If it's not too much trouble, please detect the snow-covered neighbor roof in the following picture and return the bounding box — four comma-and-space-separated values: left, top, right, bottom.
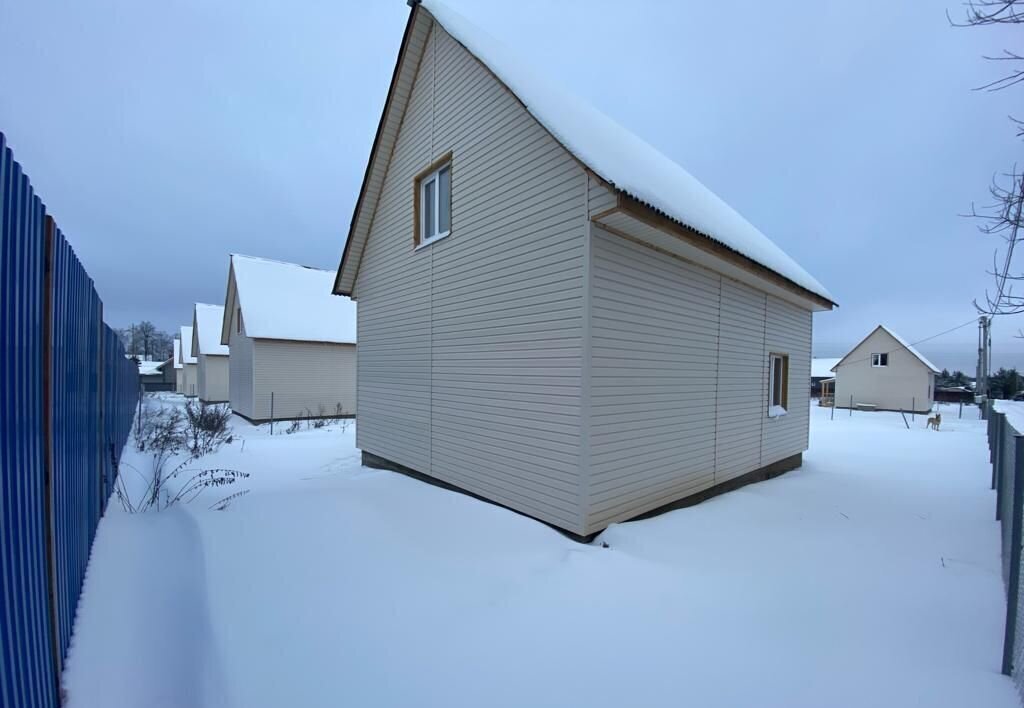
194, 303, 229, 356
882, 326, 940, 373
173, 339, 182, 369
812, 358, 841, 379
832, 325, 940, 374
419, 0, 832, 305
137, 360, 163, 376
232, 254, 356, 344
179, 326, 197, 364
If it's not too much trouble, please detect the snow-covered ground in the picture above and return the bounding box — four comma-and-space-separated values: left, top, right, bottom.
62, 398, 1018, 708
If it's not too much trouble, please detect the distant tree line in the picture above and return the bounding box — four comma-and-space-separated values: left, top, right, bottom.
989, 367, 1024, 399
936, 367, 1024, 398
117, 321, 174, 361
937, 369, 972, 387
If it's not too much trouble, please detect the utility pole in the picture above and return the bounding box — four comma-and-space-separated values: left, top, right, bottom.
978, 316, 992, 398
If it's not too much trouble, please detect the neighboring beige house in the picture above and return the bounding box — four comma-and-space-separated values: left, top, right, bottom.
173, 339, 184, 393
179, 325, 198, 397
192, 303, 230, 404
831, 325, 939, 414
221, 254, 357, 423
332, 0, 835, 538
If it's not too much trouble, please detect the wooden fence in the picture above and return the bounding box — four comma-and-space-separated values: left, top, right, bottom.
0, 131, 139, 707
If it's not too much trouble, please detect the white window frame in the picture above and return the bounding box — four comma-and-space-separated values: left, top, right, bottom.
871, 352, 888, 368
418, 162, 451, 247
768, 353, 788, 416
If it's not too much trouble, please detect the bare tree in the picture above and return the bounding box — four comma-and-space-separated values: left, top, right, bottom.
950, 1, 1024, 91
952, 1, 1024, 329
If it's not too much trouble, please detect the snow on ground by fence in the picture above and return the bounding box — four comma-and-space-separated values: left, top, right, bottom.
63, 400, 1017, 708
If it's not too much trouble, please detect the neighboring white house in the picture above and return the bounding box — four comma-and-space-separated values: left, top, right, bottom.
220, 254, 357, 423
831, 325, 939, 413
331, 0, 835, 538
173, 339, 184, 393
811, 357, 841, 397
180, 325, 198, 397
192, 303, 230, 404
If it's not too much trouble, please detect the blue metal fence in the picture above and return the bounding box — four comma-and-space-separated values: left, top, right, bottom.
0, 132, 139, 707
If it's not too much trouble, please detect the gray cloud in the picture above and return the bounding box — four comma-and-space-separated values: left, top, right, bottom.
2, 0, 1021, 373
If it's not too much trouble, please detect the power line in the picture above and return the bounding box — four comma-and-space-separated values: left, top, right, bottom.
827, 318, 979, 372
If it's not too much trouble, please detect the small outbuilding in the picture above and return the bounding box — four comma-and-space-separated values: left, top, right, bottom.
138, 357, 175, 392
192, 303, 230, 404
811, 357, 841, 398
179, 325, 198, 397
221, 254, 357, 423
832, 325, 939, 413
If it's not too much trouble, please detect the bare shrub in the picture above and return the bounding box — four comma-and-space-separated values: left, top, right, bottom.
116, 399, 247, 513
184, 401, 233, 457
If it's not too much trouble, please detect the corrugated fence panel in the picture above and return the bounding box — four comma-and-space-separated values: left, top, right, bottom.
50, 224, 105, 662
0, 133, 58, 708
0, 131, 139, 706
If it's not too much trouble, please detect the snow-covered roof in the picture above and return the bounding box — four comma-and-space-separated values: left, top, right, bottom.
812, 358, 842, 379
179, 326, 197, 364
194, 303, 229, 356
415, 0, 832, 305
881, 326, 940, 374
832, 325, 940, 374
173, 339, 182, 369
138, 360, 163, 376
232, 254, 356, 344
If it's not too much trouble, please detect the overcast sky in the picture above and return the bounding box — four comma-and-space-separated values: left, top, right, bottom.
1, 0, 1021, 372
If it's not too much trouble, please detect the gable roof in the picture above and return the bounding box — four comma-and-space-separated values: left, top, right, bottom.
193, 303, 229, 356
179, 325, 197, 364
333, 0, 833, 309
173, 339, 183, 369
832, 325, 940, 374
229, 254, 356, 345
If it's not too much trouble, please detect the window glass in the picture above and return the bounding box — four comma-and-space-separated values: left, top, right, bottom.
771, 356, 783, 406
424, 178, 436, 239
438, 166, 451, 234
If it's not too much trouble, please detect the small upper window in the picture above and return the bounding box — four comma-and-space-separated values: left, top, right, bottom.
769, 353, 789, 417
871, 353, 888, 367
417, 161, 451, 246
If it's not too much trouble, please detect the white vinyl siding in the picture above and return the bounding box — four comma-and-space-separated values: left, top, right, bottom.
584, 229, 812, 534
761, 298, 810, 463
197, 354, 229, 403
182, 363, 198, 398
250, 340, 356, 421
228, 303, 255, 419
353, 21, 586, 532
716, 280, 769, 484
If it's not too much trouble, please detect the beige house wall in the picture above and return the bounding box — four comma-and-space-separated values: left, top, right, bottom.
833, 328, 935, 413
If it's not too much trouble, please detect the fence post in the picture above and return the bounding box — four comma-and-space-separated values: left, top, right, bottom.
270, 391, 275, 435
1002, 433, 1024, 675
849, 395, 853, 417
912, 397, 915, 421
996, 414, 1003, 494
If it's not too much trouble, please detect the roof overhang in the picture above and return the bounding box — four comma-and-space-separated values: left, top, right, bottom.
593, 193, 836, 312
221, 260, 237, 346
334, 4, 431, 298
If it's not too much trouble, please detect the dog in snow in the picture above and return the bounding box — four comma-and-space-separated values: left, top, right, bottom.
926, 413, 941, 431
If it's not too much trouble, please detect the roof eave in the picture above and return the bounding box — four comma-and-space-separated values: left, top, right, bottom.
334, 3, 423, 298
615, 192, 837, 311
